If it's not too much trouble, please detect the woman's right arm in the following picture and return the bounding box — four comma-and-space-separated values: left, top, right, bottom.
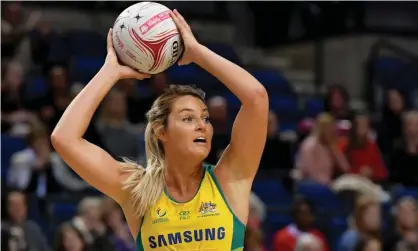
51, 29, 149, 204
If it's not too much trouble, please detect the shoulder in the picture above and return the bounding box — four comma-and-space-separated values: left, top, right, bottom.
300, 136, 317, 151
273, 227, 291, 241
339, 229, 359, 245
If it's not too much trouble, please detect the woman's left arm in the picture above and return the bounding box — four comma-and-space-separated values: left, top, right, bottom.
170, 10, 268, 180
195, 46, 268, 179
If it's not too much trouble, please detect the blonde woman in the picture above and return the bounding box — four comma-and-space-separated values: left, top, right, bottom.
51, 10, 268, 251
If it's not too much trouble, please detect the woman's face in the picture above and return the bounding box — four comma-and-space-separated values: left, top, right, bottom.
356, 116, 370, 139
387, 90, 404, 114
364, 239, 381, 251
161, 95, 213, 160
330, 89, 345, 110
362, 205, 381, 230
62, 227, 84, 251
397, 200, 417, 229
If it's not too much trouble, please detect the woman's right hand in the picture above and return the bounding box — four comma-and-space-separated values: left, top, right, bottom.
104, 28, 151, 80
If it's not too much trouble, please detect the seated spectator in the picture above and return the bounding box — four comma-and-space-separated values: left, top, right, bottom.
1, 2, 41, 60
35, 65, 72, 131
295, 113, 350, 185
1, 61, 35, 134
395, 231, 418, 251
54, 222, 89, 251
259, 111, 293, 172
127, 72, 169, 124
295, 233, 324, 251
354, 237, 381, 251
248, 192, 267, 230
101, 197, 135, 251
72, 197, 114, 251
272, 197, 329, 251
377, 89, 406, 156
384, 197, 418, 251
338, 113, 388, 182
324, 85, 353, 122
96, 88, 141, 161
1, 190, 50, 251
338, 196, 381, 251
244, 227, 265, 251
7, 123, 90, 198
389, 111, 418, 186
206, 95, 232, 164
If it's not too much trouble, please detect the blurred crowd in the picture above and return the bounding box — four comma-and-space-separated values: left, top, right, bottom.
1, 2, 418, 251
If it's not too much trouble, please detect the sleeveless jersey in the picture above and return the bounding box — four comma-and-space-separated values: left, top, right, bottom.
136, 164, 246, 251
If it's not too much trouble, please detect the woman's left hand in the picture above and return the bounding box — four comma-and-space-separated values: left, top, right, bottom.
169, 9, 202, 66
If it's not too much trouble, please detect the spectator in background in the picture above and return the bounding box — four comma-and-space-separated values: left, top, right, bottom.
117, 78, 142, 125
101, 198, 135, 251
1, 61, 35, 134
54, 222, 89, 251
132, 73, 169, 124
1, 2, 42, 60
36, 65, 71, 131
324, 85, 353, 137
324, 85, 353, 121
295, 113, 350, 186
1, 190, 51, 251
7, 123, 90, 199
389, 111, 418, 186
377, 89, 406, 155
96, 88, 141, 161
338, 113, 388, 182
338, 196, 381, 251
259, 111, 293, 173
206, 95, 231, 164
295, 233, 324, 251
244, 227, 265, 251
248, 192, 267, 231
354, 238, 381, 251
72, 197, 114, 251
273, 197, 329, 251
384, 197, 418, 251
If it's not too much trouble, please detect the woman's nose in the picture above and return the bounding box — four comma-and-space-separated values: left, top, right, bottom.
195, 118, 206, 131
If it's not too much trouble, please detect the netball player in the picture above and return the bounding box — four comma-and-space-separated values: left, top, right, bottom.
52, 10, 268, 250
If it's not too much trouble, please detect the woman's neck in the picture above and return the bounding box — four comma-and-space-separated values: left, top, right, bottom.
164, 158, 204, 196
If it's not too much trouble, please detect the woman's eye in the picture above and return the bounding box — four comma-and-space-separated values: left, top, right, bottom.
183, 116, 193, 122
204, 117, 211, 123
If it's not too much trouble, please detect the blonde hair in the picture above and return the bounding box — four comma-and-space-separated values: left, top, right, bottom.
120, 85, 205, 218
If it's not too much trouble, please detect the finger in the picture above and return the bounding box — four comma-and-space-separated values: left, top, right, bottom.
122, 67, 151, 79
169, 10, 186, 34
107, 28, 113, 52
174, 10, 191, 32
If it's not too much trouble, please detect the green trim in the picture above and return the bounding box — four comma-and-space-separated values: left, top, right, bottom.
164, 165, 206, 204
205, 164, 246, 250
135, 216, 145, 251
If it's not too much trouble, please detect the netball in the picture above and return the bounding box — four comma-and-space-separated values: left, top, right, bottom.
112, 2, 184, 74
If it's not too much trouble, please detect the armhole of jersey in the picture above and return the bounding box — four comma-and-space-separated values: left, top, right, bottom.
136, 216, 145, 251
204, 163, 246, 250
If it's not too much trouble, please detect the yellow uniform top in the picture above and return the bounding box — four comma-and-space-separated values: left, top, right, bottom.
136, 164, 246, 251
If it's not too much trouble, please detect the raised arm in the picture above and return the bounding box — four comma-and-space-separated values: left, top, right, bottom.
170, 10, 269, 180
51, 29, 149, 204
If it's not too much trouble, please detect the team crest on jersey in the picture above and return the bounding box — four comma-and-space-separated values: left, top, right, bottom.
198, 201, 219, 217
153, 207, 169, 224
156, 207, 167, 217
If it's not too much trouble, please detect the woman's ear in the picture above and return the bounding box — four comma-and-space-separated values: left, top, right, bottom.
152, 124, 167, 142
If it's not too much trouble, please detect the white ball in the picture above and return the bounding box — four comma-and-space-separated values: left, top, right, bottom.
112, 2, 184, 74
